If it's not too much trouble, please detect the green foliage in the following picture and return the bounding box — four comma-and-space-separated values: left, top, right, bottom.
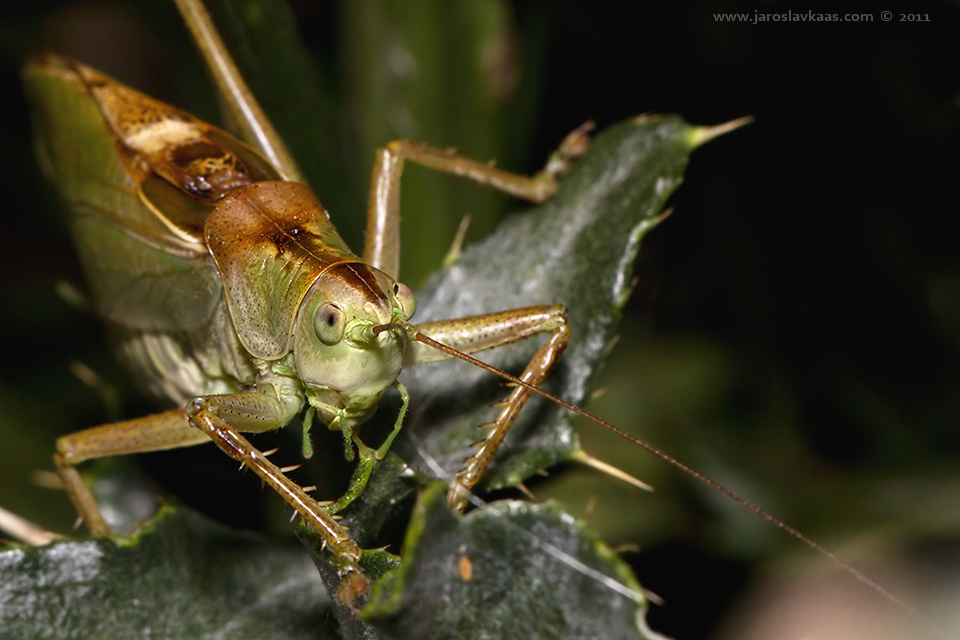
398, 115, 699, 490
362, 485, 656, 640
0, 507, 333, 640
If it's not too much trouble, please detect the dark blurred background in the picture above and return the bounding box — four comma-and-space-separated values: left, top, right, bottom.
2, 1, 960, 638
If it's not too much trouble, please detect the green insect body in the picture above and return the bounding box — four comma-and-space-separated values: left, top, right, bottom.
24, 28, 578, 605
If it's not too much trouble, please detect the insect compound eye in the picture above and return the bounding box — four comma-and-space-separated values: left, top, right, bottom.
314, 302, 345, 345
392, 282, 416, 320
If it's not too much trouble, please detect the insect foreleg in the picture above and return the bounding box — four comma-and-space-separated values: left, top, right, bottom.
321, 380, 411, 516
364, 124, 593, 279
405, 305, 569, 511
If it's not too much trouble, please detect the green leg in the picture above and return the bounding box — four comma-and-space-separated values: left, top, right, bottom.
326, 381, 410, 514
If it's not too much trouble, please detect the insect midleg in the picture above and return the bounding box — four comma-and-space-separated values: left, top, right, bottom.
364, 126, 592, 279
55, 409, 207, 534
55, 387, 368, 601
403, 305, 569, 511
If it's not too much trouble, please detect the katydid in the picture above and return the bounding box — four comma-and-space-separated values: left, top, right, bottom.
24, 48, 593, 605
24, 0, 597, 605
20, 0, 933, 628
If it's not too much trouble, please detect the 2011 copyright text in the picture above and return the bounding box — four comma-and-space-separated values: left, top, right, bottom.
712, 10, 931, 24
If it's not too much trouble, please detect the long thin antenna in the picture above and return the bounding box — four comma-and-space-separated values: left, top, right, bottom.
408, 328, 942, 635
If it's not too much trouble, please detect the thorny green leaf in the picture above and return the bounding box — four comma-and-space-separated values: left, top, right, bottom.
0, 507, 332, 640
397, 114, 701, 491
362, 484, 668, 640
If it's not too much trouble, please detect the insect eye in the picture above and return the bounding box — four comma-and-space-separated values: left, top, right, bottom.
314, 303, 345, 345
392, 282, 416, 319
